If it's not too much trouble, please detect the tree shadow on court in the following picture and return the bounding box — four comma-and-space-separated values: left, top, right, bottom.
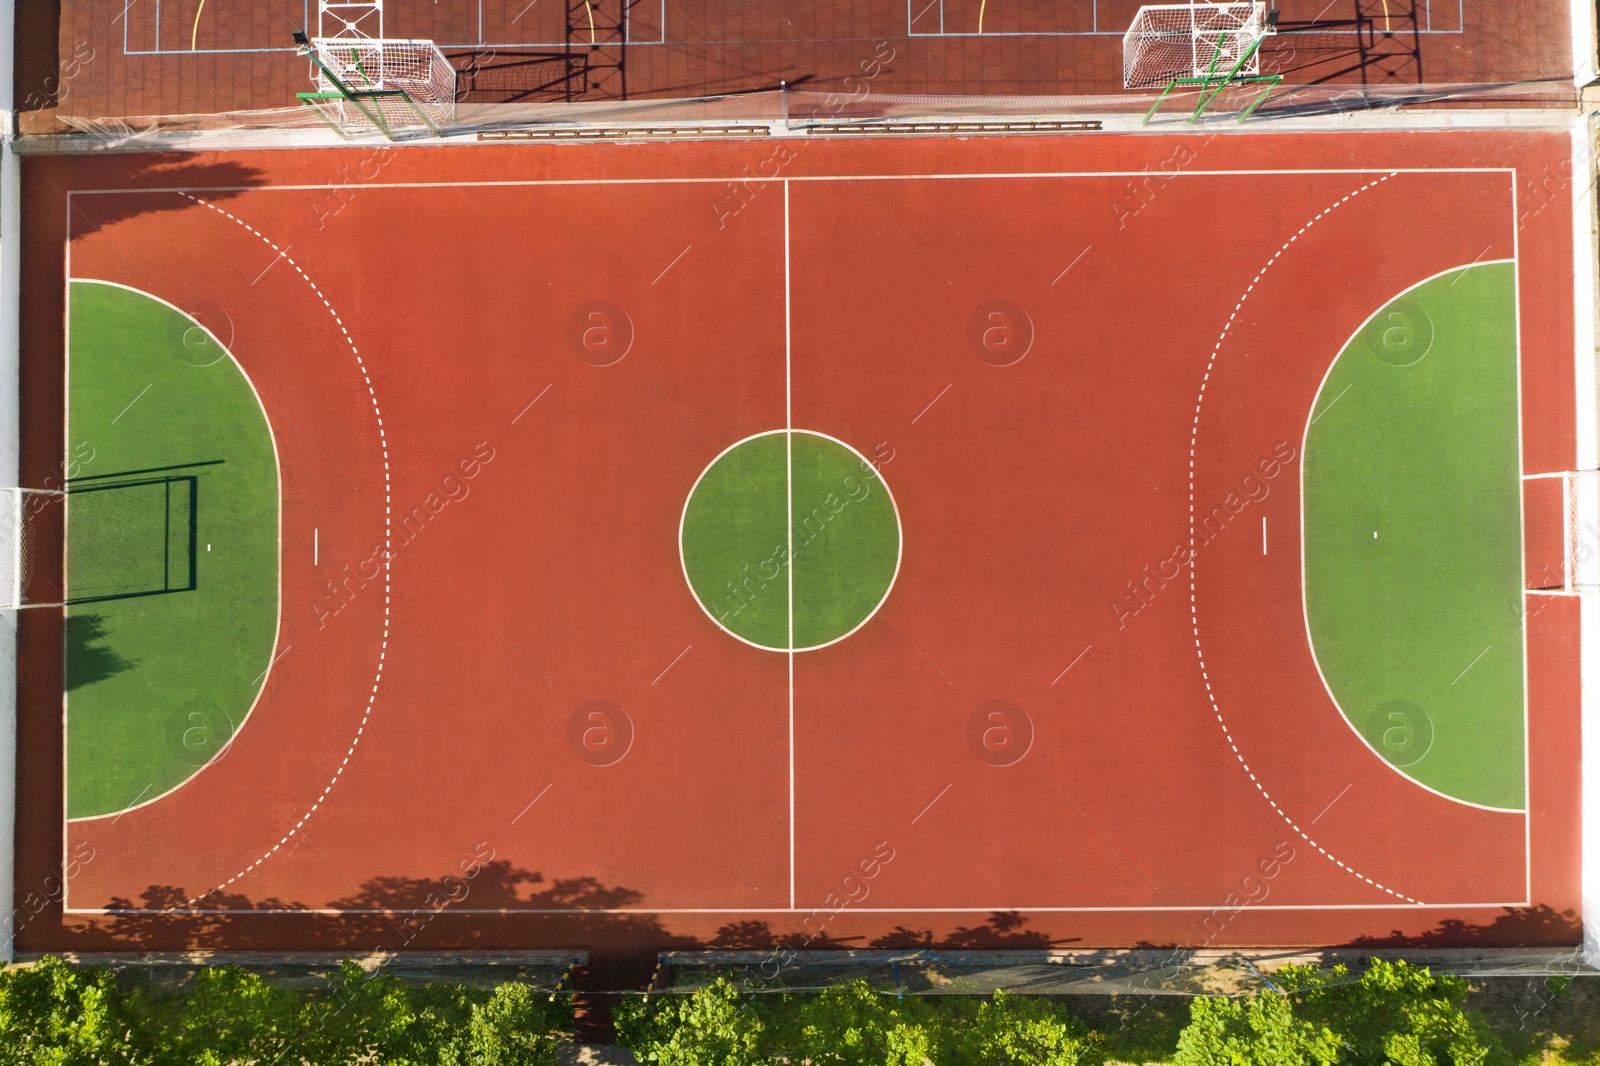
869, 911, 1066, 950
47, 859, 699, 958
1343, 904, 1584, 949
61, 158, 268, 234
63, 613, 137, 691
699, 910, 1073, 953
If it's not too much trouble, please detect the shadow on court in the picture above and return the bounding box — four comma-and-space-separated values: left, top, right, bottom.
61, 159, 268, 234
63, 613, 137, 691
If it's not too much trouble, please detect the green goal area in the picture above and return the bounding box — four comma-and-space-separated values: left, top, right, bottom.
1302, 262, 1524, 811
65, 281, 280, 820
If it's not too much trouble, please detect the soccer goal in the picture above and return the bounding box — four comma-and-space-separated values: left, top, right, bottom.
0, 479, 200, 610
0, 489, 58, 610
1566, 470, 1600, 592
1123, 2, 1281, 123
298, 35, 456, 137
294, 1, 456, 138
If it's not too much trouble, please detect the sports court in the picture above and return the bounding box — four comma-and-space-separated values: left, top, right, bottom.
10, 125, 1584, 952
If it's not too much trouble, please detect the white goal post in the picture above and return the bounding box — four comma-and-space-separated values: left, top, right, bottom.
307, 36, 456, 131
0, 488, 60, 610
1123, 2, 1272, 90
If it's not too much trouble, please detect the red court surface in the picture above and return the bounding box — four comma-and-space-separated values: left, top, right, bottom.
15, 129, 1584, 953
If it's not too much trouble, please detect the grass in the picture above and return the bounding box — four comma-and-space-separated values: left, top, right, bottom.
680, 430, 899, 651
66, 281, 279, 819
1302, 262, 1524, 810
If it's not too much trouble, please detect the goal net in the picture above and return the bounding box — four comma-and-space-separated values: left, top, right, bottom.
307, 37, 456, 132
1123, 2, 1270, 89
0, 479, 200, 610
1567, 471, 1600, 592
0, 489, 56, 610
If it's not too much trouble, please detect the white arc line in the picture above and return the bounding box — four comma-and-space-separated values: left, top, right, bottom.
1186, 173, 1424, 906
179, 194, 391, 906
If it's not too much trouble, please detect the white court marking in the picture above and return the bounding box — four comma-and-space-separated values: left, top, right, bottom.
65, 165, 1540, 914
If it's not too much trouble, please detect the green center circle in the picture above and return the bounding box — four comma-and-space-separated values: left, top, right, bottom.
680, 430, 901, 652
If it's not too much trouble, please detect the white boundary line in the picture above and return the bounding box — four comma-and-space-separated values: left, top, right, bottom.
903, 0, 1466, 36
67, 164, 1551, 917
1511, 170, 1532, 904
59, 192, 71, 924
0, 0, 18, 960
64, 901, 1533, 916
1571, 117, 1600, 967
1296, 259, 1528, 816
65, 169, 1520, 198
62, 280, 285, 829
125, 0, 667, 54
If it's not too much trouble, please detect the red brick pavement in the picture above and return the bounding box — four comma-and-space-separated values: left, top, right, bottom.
19, 1, 1582, 132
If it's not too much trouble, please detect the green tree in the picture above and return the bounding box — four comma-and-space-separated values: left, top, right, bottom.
1278, 959, 1501, 1066
779, 980, 944, 1066
438, 983, 572, 1066
0, 955, 143, 1066
952, 991, 1099, 1066
614, 978, 772, 1066
296, 960, 421, 1065
1173, 992, 1342, 1066
150, 964, 297, 1065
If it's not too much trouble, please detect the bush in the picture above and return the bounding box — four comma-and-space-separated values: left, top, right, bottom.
0, 956, 572, 1066
614, 977, 770, 1066
1277, 959, 1501, 1066
1172, 992, 1341, 1066
0, 955, 142, 1066
617, 978, 1099, 1066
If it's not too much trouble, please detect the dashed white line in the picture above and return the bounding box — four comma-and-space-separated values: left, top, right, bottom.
180, 192, 391, 906
1186, 173, 1423, 906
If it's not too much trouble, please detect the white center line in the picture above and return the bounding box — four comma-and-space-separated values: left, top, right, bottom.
1261, 516, 1267, 554
784, 180, 796, 912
